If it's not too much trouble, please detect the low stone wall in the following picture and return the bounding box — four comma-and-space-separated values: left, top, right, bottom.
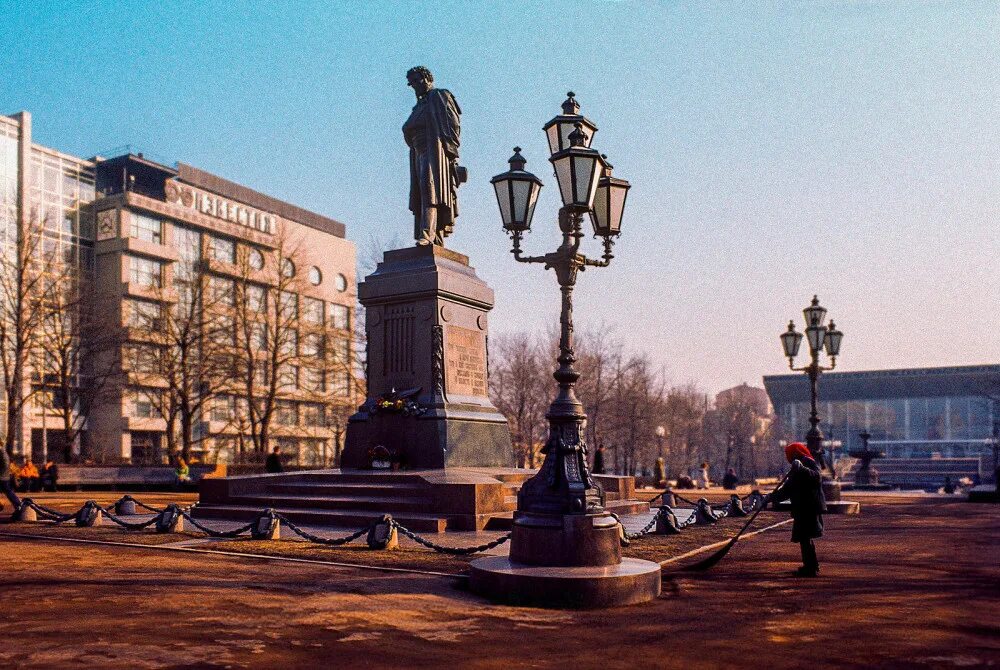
58, 465, 220, 489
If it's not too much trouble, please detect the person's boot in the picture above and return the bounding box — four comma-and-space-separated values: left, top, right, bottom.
793, 565, 818, 577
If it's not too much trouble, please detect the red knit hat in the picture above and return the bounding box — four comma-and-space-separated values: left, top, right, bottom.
784, 442, 812, 463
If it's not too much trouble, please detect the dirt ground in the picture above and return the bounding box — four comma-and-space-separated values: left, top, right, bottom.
0, 496, 997, 669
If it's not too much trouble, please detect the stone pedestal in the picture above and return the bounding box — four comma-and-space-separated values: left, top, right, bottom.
342, 245, 514, 470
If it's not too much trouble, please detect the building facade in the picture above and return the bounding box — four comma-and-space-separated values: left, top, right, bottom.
1, 111, 97, 462
763, 365, 999, 461
1, 111, 357, 467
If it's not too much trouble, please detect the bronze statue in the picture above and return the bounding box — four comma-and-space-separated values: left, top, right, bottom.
403, 66, 465, 246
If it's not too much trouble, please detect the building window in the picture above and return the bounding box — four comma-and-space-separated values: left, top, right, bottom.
302, 403, 325, 427
125, 344, 160, 373
173, 225, 200, 266
128, 391, 158, 418
330, 303, 350, 330
127, 299, 162, 329
335, 273, 348, 292
129, 255, 162, 288
130, 212, 162, 244
303, 367, 325, 392
281, 257, 296, 278
303, 297, 324, 325
253, 322, 269, 350
278, 365, 298, 389
279, 331, 298, 357
209, 236, 236, 264
302, 332, 323, 357
210, 276, 235, 307
279, 291, 298, 321
308, 266, 322, 285
212, 395, 236, 422
248, 247, 264, 271
276, 400, 297, 426
247, 284, 266, 312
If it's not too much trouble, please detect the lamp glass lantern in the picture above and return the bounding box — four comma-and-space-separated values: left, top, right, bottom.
490, 147, 543, 233
549, 124, 602, 212
805, 324, 828, 353
824, 320, 844, 357
803, 295, 828, 327
780, 320, 803, 358
542, 92, 599, 156
590, 157, 630, 237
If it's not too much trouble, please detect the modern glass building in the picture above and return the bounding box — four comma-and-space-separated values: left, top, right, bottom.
763, 365, 999, 460
1, 112, 97, 460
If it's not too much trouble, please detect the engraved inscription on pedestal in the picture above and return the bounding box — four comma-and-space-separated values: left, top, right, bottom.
384, 305, 416, 388
445, 325, 488, 397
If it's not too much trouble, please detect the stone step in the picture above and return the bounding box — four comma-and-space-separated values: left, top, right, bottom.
192, 504, 448, 532
267, 482, 430, 498
292, 472, 430, 485
231, 494, 435, 513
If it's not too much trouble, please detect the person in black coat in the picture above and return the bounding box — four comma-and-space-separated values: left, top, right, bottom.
592, 446, 606, 475
265, 446, 283, 474
767, 441, 826, 577
41, 460, 59, 492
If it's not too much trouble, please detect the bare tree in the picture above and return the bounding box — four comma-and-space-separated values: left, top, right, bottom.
36, 270, 118, 462
231, 224, 308, 458
489, 333, 548, 468
125, 253, 231, 461
0, 211, 57, 457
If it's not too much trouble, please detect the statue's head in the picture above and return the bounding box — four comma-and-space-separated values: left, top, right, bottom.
406, 66, 434, 97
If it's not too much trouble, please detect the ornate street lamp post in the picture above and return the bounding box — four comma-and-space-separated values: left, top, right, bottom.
471, 93, 659, 607
780, 295, 843, 475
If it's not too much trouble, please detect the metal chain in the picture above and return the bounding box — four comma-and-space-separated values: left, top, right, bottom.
275, 513, 374, 546
102, 510, 163, 531
391, 521, 511, 555
179, 511, 257, 538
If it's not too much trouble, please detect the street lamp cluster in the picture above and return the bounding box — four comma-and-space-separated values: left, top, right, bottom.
779, 295, 844, 475
489, 93, 630, 522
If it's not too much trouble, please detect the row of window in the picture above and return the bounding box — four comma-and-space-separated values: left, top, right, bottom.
128, 391, 338, 428
125, 285, 350, 331
129, 213, 350, 292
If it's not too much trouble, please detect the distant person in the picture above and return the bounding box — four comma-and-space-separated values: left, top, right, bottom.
175, 457, 191, 487
265, 447, 283, 474
942, 476, 956, 494
19, 460, 40, 492
766, 442, 826, 577
41, 459, 59, 492
675, 473, 695, 489
698, 462, 711, 489
722, 468, 739, 490
592, 446, 605, 475
654, 457, 666, 488
0, 448, 21, 510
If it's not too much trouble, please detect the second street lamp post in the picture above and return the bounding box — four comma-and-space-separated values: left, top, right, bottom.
780, 295, 843, 474
471, 93, 660, 607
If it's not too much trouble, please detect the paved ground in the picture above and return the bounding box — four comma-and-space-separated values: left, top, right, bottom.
1, 494, 997, 669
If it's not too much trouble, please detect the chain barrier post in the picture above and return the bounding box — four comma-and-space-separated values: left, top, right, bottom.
694, 499, 718, 525
367, 514, 398, 550
15, 500, 37, 522
654, 507, 682, 535
76, 501, 103, 527
115, 497, 137, 516
662, 491, 676, 507
726, 494, 749, 518
155, 504, 184, 533
250, 509, 280, 540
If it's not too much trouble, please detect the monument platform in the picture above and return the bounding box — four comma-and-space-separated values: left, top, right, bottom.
194, 468, 648, 532
342, 244, 514, 470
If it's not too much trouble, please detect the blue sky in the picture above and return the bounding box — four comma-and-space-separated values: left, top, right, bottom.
3, 1, 998, 393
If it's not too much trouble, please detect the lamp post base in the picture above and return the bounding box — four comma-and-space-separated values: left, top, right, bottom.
469, 556, 661, 608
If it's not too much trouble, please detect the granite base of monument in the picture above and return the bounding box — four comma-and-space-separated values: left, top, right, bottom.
341, 244, 514, 470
